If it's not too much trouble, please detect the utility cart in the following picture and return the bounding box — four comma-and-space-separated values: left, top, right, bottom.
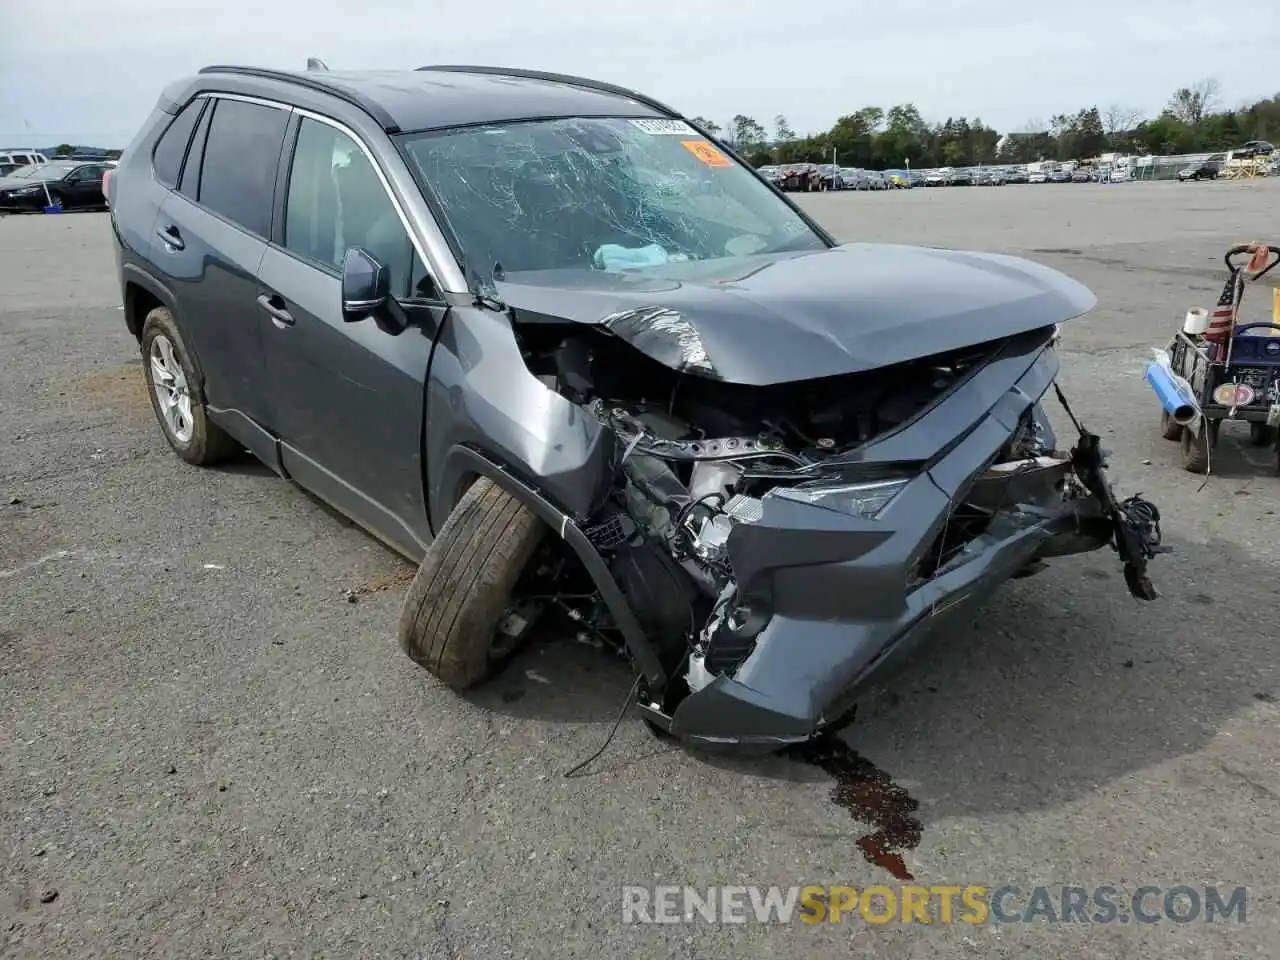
1146, 242, 1280, 473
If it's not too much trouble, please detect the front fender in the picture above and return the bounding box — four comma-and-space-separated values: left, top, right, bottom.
424, 305, 612, 532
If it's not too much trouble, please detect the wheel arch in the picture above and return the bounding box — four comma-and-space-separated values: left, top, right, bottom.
121, 264, 176, 340
123, 266, 211, 402
435, 443, 667, 688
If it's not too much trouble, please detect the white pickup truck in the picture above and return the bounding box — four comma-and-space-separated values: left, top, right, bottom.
0, 150, 50, 177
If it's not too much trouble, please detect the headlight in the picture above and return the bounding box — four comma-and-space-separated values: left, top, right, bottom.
13, 186, 41, 196
769, 478, 909, 519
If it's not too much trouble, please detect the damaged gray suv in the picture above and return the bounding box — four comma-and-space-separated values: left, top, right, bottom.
109, 64, 1166, 751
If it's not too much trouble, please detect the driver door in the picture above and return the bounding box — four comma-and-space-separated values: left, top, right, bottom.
257, 114, 443, 559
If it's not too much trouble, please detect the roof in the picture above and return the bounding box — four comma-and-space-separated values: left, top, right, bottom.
196, 65, 672, 134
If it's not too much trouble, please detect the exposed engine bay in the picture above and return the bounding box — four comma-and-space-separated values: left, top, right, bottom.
513, 320, 1167, 730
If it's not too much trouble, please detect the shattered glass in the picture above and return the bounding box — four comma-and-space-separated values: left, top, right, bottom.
397, 117, 824, 279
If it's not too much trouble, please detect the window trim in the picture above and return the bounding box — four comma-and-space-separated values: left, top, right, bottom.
178, 96, 215, 199
287, 106, 449, 303
183, 93, 292, 241
149, 96, 209, 191
275, 111, 444, 304
162, 91, 456, 301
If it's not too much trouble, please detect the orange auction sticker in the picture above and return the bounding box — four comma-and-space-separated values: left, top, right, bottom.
681, 140, 732, 168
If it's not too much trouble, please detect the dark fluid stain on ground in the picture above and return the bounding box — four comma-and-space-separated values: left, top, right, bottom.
1031, 247, 1083, 255
793, 737, 922, 881
501, 687, 526, 703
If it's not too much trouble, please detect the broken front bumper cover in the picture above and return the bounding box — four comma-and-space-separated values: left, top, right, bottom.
638, 371, 1166, 752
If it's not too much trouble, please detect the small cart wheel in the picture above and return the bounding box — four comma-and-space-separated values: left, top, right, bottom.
1248, 422, 1276, 447
1180, 419, 1218, 473
1160, 410, 1184, 441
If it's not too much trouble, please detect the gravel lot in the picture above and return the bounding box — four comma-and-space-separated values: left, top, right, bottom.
3, 179, 1279, 959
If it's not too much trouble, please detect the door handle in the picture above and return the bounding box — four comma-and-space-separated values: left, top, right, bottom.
155, 224, 184, 251
257, 293, 295, 328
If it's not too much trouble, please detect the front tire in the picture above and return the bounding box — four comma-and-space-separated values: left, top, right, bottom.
140, 307, 241, 465
398, 477, 547, 690
1160, 410, 1184, 441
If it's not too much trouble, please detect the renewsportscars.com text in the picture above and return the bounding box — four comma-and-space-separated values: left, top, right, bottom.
622, 884, 1248, 925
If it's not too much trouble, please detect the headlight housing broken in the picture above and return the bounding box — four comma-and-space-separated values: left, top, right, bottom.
769, 477, 909, 519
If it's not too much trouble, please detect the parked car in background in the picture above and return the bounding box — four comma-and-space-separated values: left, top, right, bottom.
1005, 166, 1028, 184
756, 165, 782, 187
777, 163, 820, 191
1028, 169, 1049, 184
1233, 140, 1274, 158
0, 160, 109, 212
973, 168, 1004, 186
1048, 169, 1072, 183
838, 167, 866, 189
883, 170, 912, 188
864, 170, 887, 190
1070, 168, 1092, 183
1177, 156, 1223, 181
813, 164, 843, 190
923, 168, 950, 186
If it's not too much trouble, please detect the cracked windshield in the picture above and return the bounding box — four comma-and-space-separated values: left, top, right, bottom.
398, 116, 825, 276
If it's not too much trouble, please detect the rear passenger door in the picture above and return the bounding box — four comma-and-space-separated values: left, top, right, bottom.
256, 114, 441, 558
150, 95, 290, 463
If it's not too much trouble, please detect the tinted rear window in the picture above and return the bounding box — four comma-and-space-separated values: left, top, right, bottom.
196, 98, 289, 238
152, 99, 205, 189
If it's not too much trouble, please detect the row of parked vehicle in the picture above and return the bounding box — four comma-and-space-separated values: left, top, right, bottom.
758, 140, 1277, 192
758, 160, 1141, 191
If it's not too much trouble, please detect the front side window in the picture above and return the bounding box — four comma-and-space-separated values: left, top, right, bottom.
397, 116, 826, 278
284, 117, 430, 299
196, 98, 289, 238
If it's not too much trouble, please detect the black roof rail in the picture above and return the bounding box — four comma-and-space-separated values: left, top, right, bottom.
196, 64, 401, 133
414, 65, 684, 121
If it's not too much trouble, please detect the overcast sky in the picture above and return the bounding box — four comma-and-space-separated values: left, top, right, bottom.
2, 0, 1276, 147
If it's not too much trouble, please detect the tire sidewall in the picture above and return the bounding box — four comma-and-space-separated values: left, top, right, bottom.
140, 307, 213, 463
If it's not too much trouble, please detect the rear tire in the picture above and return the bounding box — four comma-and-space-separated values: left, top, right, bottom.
1160, 410, 1184, 441
398, 477, 547, 690
140, 307, 242, 466
1180, 419, 1217, 473
1249, 422, 1276, 446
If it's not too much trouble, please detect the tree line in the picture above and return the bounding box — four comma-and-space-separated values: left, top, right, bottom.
687, 79, 1279, 169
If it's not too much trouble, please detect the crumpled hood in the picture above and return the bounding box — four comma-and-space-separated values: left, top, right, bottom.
495, 241, 1094, 386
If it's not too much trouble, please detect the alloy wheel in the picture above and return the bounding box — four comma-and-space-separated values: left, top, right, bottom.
149, 334, 194, 444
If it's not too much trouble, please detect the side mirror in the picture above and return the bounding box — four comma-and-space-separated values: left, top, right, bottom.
341, 247, 390, 318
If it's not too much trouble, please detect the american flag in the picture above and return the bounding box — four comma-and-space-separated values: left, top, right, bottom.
1204, 271, 1239, 344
